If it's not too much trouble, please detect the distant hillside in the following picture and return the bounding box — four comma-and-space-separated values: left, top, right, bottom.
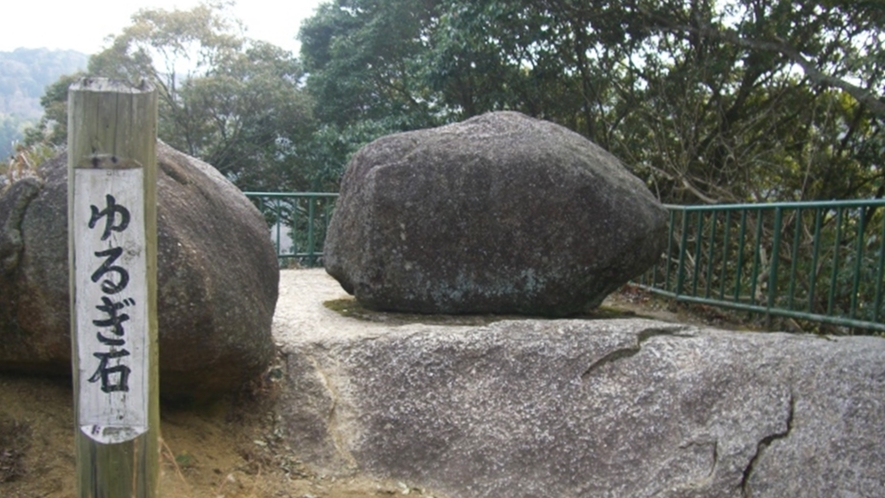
0, 48, 89, 119
0, 48, 88, 158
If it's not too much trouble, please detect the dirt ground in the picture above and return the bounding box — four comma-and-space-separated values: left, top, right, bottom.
0, 367, 443, 498
0, 283, 760, 498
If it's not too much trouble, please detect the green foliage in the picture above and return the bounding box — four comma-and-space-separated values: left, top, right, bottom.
21, 73, 85, 148
171, 41, 315, 191
301, 119, 404, 191
21, 0, 883, 202
27, 2, 319, 193
299, 0, 443, 130
299, 0, 884, 203
622, 0, 884, 203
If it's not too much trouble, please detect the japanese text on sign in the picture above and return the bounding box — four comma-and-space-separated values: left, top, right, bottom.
74, 169, 148, 444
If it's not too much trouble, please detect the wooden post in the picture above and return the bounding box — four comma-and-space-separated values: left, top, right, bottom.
67, 78, 159, 497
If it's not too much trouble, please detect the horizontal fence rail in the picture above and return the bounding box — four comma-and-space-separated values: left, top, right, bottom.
244, 192, 338, 268
636, 199, 885, 333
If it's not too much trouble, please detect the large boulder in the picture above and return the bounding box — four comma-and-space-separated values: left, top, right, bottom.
0, 142, 278, 399
325, 111, 667, 316
276, 270, 885, 498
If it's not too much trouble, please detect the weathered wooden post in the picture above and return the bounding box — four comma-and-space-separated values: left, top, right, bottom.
68, 78, 159, 497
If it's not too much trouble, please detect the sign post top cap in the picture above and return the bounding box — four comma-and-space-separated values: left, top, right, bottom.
70, 77, 155, 94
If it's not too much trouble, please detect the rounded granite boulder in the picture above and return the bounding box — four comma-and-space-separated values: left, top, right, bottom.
0, 142, 278, 399
324, 111, 667, 316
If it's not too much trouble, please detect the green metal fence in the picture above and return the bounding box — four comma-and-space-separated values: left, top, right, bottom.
636, 199, 885, 333
246, 192, 885, 332
245, 192, 338, 267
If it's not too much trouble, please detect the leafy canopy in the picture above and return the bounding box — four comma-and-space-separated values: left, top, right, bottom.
299, 0, 885, 202
28, 2, 319, 192
24, 0, 885, 201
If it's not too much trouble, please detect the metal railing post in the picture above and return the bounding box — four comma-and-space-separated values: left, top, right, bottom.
244, 192, 338, 267
633, 199, 885, 333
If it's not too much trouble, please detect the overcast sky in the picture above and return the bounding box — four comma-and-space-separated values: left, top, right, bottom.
1, 0, 325, 55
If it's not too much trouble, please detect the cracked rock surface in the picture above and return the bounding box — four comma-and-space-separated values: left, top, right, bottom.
276, 270, 885, 498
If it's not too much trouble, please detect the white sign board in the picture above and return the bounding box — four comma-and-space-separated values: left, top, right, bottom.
73, 168, 148, 444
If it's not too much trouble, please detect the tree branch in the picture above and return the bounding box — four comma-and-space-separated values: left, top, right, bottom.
651, 21, 885, 119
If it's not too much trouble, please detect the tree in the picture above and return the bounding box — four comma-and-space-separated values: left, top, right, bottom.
299, 0, 884, 202
166, 41, 315, 191
22, 73, 84, 147
89, 2, 319, 191
297, 0, 455, 187
300, 0, 441, 130
634, 0, 885, 120
627, 0, 884, 202
31, 2, 317, 192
